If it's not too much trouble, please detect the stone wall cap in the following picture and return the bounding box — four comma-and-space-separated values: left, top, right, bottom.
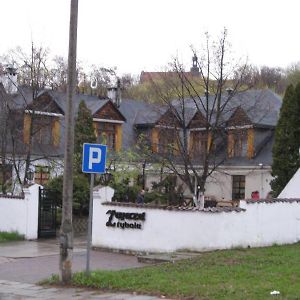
245, 198, 300, 204
102, 202, 245, 213
0, 194, 24, 199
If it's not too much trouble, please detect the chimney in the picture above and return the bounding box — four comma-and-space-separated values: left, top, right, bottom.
226, 87, 234, 95
0, 65, 18, 94
107, 78, 122, 108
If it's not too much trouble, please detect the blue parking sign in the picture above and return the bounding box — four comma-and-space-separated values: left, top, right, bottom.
82, 143, 107, 174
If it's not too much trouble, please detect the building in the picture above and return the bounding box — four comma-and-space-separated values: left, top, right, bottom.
140, 54, 200, 84
0, 75, 282, 201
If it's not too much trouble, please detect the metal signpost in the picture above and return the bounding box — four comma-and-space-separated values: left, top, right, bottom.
82, 143, 107, 275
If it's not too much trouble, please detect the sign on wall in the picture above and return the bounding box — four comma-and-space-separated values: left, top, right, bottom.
106, 210, 146, 230
82, 143, 107, 174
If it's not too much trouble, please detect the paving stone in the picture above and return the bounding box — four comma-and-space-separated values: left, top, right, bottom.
0, 293, 31, 299
23, 285, 46, 291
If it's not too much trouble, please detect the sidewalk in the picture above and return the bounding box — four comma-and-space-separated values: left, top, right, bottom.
0, 280, 168, 299
0, 238, 175, 299
0, 238, 146, 284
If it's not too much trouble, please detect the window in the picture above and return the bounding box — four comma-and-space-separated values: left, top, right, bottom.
158, 128, 176, 155
96, 123, 116, 150
233, 129, 247, 157
232, 175, 245, 200
34, 166, 50, 185
190, 131, 208, 157
32, 116, 53, 145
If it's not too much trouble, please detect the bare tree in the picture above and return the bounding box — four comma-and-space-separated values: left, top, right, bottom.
147, 29, 251, 207
50, 56, 68, 91
0, 44, 62, 191
77, 65, 116, 97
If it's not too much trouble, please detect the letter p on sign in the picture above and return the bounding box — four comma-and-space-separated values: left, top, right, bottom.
82, 143, 107, 174
88, 147, 101, 169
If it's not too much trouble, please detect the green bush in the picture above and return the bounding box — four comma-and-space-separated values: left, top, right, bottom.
144, 191, 168, 205
111, 181, 140, 202
46, 174, 90, 216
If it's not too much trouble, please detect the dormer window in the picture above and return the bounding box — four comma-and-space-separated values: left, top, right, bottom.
157, 127, 176, 155
23, 112, 61, 147
189, 131, 208, 157
232, 129, 247, 157
32, 116, 53, 145
227, 127, 254, 159
96, 123, 116, 150
92, 100, 126, 152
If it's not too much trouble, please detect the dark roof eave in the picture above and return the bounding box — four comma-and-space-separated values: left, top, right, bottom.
253, 123, 275, 129
135, 123, 156, 128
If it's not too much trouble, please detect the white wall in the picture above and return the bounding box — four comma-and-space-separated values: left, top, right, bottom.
205, 168, 273, 200
144, 167, 273, 200
92, 189, 300, 253
0, 184, 40, 239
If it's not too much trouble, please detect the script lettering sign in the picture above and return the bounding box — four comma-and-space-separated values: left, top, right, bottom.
106, 210, 146, 230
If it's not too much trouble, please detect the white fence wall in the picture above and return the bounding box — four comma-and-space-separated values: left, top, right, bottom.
0, 184, 40, 240
92, 187, 300, 253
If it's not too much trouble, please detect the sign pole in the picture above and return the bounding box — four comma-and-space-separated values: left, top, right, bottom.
82, 143, 107, 275
86, 173, 94, 275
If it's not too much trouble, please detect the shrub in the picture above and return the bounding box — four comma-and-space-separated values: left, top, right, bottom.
46, 174, 90, 216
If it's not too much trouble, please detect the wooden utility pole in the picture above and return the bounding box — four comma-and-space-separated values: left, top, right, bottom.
60, 0, 78, 283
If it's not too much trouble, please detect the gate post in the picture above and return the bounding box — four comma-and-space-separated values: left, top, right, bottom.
24, 184, 40, 240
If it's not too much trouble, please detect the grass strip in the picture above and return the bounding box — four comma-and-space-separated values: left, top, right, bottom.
0, 231, 24, 243
46, 243, 300, 299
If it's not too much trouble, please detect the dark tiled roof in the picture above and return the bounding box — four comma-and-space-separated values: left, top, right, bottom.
11, 86, 34, 110
5, 87, 281, 165
11, 87, 111, 116
229, 89, 281, 127
172, 89, 282, 128
102, 201, 245, 213
171, 105, 197, 127
40, 90, 111, 116
118, 98, 164, 149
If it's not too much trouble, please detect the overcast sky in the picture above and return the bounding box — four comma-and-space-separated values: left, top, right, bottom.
1, 0, 299, 76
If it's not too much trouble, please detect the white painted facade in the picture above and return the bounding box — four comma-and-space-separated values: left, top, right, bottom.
7, 157, 63, 195
0, 184, 40, 239
92, 187, 300, 253
145, 166, 273, 200
205, 167, 273, 200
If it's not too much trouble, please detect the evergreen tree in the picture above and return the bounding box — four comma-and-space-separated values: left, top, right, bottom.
271, 84, 300, 196
74, 100, 96, 173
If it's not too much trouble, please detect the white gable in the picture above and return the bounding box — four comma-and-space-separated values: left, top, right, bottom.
278, 168, 300, 198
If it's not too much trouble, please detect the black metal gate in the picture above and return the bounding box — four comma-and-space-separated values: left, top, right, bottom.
38, 187, 57, 238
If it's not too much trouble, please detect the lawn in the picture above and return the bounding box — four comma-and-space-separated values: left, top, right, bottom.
0, 231, 24, 243
52, 243, 300, 299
